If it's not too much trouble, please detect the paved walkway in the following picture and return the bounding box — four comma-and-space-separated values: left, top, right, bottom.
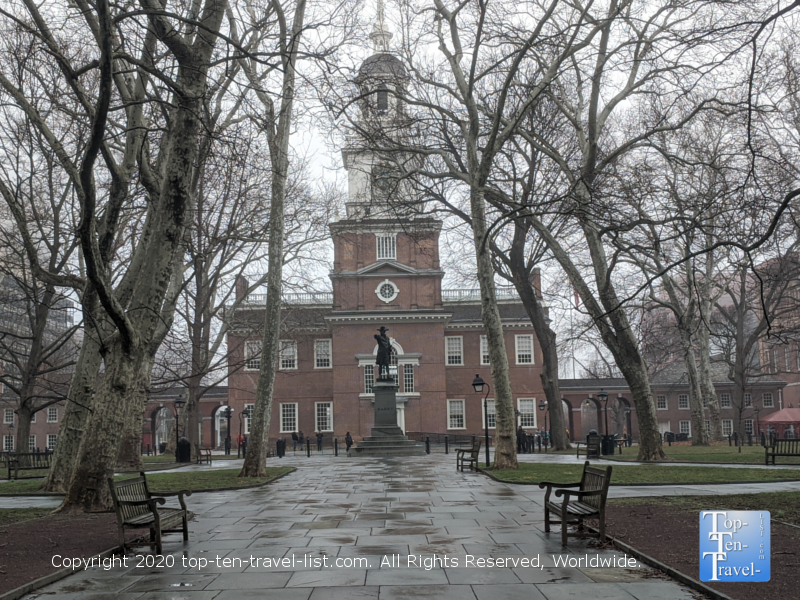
16, 453, 765, 600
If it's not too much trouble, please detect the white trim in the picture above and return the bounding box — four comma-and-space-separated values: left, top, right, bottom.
656, 395, 668, 410
376, 233, 397, 260
326, 312, 452, 324
315, 401, 333, 432
679, 420, 691, 436
279, 402, 298, 433
515, 334, 534, 365
244, 340, 262, 371
481, 398, 496, 429
314, 339, 332, 369
279, 340, 298, 370
47, 407, 58, 423
375, 279, 399, 303
677, 394, 689, 410
480, 335, 490, 365
445, 336, 464, 366
244, 403, 254, 435
517, 398, 537, 428
447, 399, 466, 430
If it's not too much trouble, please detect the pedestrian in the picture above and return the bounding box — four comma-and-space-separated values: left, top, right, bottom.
345, 431, 353, 451
516, 426, 525, 453
298, 431, 305, 447
291, 431, 299, 452
242, 436, 248, 458
316, 431, 323, 452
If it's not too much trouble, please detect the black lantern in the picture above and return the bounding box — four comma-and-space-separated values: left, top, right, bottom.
472, 374, 491, 467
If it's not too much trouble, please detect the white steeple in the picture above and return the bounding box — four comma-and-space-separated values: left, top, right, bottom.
369, 0, 392, 52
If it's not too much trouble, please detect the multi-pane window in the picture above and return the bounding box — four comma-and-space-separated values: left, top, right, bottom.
763, 393, 774, 408
279, 340, 297, 370
679, 420, 691, 435
773, 348, 779, 372
447, 400, 465, 429
744, 393, 752, 408
515, 335, 533, 364
480, 335, 490, 365
722, 420, 733, 437
484, 399, 496, 429
656, 395, 668, 410
785, 347, 790, 372
280, 403, 298, 433
244, 340, 261, 371
364, 365, 375, 394
315, 339, 332, 369
376, 87, 389, 113
445, 337, 463, 365
745, 419, 754, 434
376, 234, 396, 260
244, 403, 254, 435
720, 394, 732, 409
30, 411, 35, 423
403, 364, 414, 393
3, 435, 13, 452
47, 407, 58, 423
29, 435, 36, 451
316, 402, 333, 432
47, 434, 57, 450
3, 408, 13, 424
518, 398, 536, 428
678, 395, 689, 410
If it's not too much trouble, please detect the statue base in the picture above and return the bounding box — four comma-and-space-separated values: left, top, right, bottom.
349, 379, 425, 457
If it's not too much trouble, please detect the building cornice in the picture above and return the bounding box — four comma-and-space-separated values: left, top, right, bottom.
329, 219, 442, 234
325, 311, 452, 325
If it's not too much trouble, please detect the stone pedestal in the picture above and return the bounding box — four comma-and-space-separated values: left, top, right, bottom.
350, 379, 425, 456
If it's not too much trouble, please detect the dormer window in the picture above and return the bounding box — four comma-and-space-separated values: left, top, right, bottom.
376, 86, 388, 113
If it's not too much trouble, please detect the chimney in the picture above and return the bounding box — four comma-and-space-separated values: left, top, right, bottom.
235, 275, 249, 300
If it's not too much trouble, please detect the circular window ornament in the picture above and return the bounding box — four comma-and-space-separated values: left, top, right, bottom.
375, 279, 399, 304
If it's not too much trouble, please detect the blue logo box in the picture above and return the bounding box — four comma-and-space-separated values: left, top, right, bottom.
699, 511, 769, 582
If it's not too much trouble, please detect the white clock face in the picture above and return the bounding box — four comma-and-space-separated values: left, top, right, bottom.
375, 279, 399, 303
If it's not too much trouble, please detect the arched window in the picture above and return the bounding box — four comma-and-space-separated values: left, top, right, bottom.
376, 86, 388, 113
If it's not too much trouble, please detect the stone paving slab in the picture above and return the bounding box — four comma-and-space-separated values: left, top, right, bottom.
20, 453, 754, 600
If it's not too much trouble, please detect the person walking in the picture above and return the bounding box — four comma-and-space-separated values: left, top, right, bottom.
291, 431, 299, 452
298, 431, 305, 449
345, 432, 353, 452
316, 431, 323, 452
516, 426, 525, 453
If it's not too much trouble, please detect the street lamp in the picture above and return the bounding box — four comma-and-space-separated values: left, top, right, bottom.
173, 394, 186, 460
472, 374, 491, 467
538, 400, 548, 451
598, 389, 609, 435
222, 407, 235, 455
238, 406, 251, 458
754, 406, 761, 444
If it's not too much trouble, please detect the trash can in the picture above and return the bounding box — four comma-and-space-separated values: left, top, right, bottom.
601, 434, 616, 456
176, 437, 191, 463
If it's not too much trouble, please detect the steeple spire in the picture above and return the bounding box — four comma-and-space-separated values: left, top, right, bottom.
370, 0, 392, 52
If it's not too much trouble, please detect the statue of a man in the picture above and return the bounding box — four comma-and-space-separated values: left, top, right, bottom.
374, 326, 394, 380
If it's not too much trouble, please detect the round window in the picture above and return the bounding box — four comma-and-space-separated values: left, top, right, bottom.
379, 283, 395, 299
375, 279, 399, 303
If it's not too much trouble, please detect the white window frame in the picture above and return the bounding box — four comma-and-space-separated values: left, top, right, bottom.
314, 339, 332, 369
744, 393, 752, 408
244, 403, 254, 435
375, 279, 400, 304
47, 434, 57, 450
518, 398, 537, 428
656, 395, 668, 410
403, 364, 414, 393
376, 234, 397, 260
47, 407, 58, 423
364, 364, 374, 394
679, 420, 691, 436
3, 408, 13, 424
447, 399, 466, 430
480, 335, 490, 365
279, 340, 298, 370
720, 393, 732, 409
722, 419, 733, 437
244, 340, 262, 371
280, 402, 298, 433
745, 419, 754, 434
481, 399, 496, 429
315, 401, 333, 432
763, 393, 774, 408
3, 435, 13, 452
445, 336, 463, 366
515, 334, 534, 365
678, 394, 689, 410
29, 435, 36, 451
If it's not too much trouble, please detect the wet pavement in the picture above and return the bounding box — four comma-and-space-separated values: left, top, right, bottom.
13, 453, 747, 600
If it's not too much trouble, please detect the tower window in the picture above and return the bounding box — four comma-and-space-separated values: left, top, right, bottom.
376, 234, 396, 260
376, 87, 388, 113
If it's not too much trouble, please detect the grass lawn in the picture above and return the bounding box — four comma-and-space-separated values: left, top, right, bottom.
487, 462, 800, 485
0, 507, 51, 526
142, 454, 242, 463
0, 467, 294, 495
608, 491, 800, 526
553, 442, 800, 464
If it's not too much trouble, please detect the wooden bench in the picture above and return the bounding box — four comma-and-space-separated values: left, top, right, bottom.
539, 460, 612, 546
765, 439, 800, 465
6, 451, 53, 480
194, 443, 212, 465
456, 440, 482, 471
108, 471, 191, 554
575, 433, 601, 459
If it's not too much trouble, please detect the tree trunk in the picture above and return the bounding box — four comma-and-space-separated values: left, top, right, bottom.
506, 222, 569, 450
115, 354, 153, 471
186, 376, 203, 461
678, 328, 708, 445
697, 325, 722, 441
15, 403, 33, 462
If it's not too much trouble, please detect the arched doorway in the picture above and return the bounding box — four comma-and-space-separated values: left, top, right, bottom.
212, 406, 232, 450
560, 398, 575, 440
151, 406, 174, 453
581, 398, 601, 437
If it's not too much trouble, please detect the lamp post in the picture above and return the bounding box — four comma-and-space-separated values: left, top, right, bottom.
238, 407, 251, 458
598, 389, 609, 435
222, 407, 234, 455
538, 400, 548, 450
173, 394, 186, 460
624, 406, 632, 446
472, 374, 491, 467
754, 407, 761, 445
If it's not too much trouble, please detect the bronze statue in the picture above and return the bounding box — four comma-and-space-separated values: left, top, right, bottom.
374, 326, 395, 380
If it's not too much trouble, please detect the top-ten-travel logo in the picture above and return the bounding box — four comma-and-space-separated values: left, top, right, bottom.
699, 510, 770, 582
